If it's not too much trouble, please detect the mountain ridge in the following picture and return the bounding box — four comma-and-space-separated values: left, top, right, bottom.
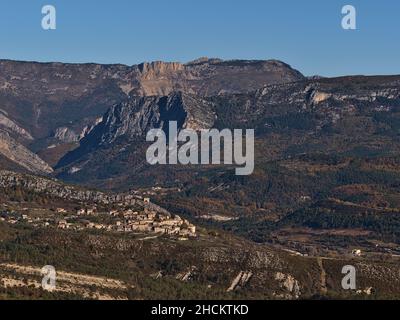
0, 57, 304, 172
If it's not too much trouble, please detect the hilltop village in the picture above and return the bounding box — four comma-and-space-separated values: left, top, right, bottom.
0, 171, 197, 240
0, 197, 197, 240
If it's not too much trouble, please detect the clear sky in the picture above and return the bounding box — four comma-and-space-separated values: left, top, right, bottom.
0, 0, 399, 77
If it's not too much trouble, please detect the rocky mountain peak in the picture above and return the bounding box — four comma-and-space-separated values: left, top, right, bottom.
92, 91, 215, 144
56, 91, 215, 168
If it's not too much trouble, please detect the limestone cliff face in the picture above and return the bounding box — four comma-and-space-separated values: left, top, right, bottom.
0, 130, 53, 175
56, 91, 215, 168
138, 61, 185, 79
133, 58, 305, 96
84, 91, 215, 145
135, 61, 187, 96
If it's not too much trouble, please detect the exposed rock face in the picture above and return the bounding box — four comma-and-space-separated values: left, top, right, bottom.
310, 91, 332, 104
79, 116, 103, 140
138, 61, 185, 79
227, 271, 253, 292
0, 112, 33, 140
176, 266, 198, 282
0, 131, 53, 174
54, 127, 79, 143
95, 91, 215, 144
57, 91, 215, 167
275, 272, 301, 298
134, 59, 305, 96
213, 76, 400, 133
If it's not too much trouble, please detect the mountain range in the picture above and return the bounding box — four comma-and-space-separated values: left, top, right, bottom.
0, 58, 303, 172
1, 57, 400, 299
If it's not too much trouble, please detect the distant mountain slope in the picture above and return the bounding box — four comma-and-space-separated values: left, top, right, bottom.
1, 169, 400, 300
0, 58, 304, 173
0, 110, 33, 141
0, 58, 303, 141
57, 92, 215, 167
55, 75, 400, 190
0, 130, 53, 175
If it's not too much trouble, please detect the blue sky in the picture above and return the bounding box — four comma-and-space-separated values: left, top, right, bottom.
0, 0, 399, 76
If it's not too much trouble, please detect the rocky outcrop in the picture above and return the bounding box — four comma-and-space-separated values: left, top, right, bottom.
227, 271, 253, 292
176, 266, 197, 282
0, 112, 33, 140
54, 127, 79, 143
274, 272, 301, 298
79, 117, 103, 140
138, 61, 185, 78
133, 59, 304, 96
95, 91, 215, 144
57, 91, 215, 167
0, 131, 53, 174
